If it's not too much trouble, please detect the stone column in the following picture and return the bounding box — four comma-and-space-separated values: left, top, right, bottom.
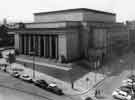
43, 36, 46, 57
28, 35, 31, 55
21, 35, 24, 54
14, 33, 20, 49
55, 35, 58, 59
47, 36, 49, 58
33, 34, 36, 52
49, 35, 52, 58
19, 34, 22, 53
24, 35, 26, 55
26, 35, 28, 55
38, 35, 41, 56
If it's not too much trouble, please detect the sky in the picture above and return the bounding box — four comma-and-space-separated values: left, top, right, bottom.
0, 0, 135, 23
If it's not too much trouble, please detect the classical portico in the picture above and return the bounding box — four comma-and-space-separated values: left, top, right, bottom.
20, 34, 58, 59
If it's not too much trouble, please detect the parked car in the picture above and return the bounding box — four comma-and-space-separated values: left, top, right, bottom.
11, 71, 21, 78
47, 83, 64, 95
119, 86, 132, 94
123, 79, 133, 83
112, 89, 131, 100
33, 79, 49, 89
85, 97, 93, 100
121, 84, 135, 91
128, 75, 135, 81
122, 85, 135, 93
20, 74, 33, 83
0, 52, 3, 58
122, 79, 135, 86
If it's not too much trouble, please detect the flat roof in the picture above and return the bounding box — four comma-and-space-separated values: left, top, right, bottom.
34, 8, 116, 16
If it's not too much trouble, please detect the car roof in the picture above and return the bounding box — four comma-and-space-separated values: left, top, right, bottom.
22, 74, 29, 77
116, 89, 127, 95
49, 83, 57, 87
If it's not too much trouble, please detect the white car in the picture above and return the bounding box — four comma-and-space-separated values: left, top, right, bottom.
122, 79, 135, 86
19, 74, 33, 82
48, 83, 57, 87
123, 79, 133, 83
112, 89, 131, 100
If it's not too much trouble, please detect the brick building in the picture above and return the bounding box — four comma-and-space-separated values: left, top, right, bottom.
8, 8, 129, 62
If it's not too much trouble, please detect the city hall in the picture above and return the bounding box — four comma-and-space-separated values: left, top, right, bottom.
9, 8, 129, 62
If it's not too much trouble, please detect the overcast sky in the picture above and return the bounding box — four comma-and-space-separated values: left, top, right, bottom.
0, 0, 135, 23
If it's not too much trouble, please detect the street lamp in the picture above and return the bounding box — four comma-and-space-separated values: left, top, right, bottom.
94, 61, 97, 83
29, 51, 35, 79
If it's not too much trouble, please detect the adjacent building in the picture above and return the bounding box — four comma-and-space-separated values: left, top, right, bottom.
8, 8, 129, 63
126, 21, 135, 49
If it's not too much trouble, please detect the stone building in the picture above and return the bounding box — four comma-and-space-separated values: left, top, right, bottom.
8, 8, 129, 62
126, 21, 135, 49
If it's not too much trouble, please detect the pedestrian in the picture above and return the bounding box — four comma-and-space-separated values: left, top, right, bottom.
95, 89, 98, 97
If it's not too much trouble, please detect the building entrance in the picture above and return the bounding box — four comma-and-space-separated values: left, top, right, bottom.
21, 34, 58, 59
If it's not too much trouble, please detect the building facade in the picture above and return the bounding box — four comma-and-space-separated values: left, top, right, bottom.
9, 8, 129, 62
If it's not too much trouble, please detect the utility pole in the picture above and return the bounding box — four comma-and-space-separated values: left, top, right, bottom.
94, 61, 97, 83
33, 52, 35, 79
30, 51, 35, 79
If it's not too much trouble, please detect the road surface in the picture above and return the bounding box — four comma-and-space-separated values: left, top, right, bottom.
0, 70, 75, 100
0, 85, 51, 100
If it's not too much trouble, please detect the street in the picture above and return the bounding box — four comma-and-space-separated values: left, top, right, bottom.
0, 86, 49, 100
1, 50, 135, 100
0, 70, 74, 100
93, 52, 135, 100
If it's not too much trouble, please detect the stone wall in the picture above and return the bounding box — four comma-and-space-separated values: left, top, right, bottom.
34, 12, 83, 22
107, 27, 129, 55
66, 30, 80, 61
93, 28, 107, 48
83, 11, 115, 22
34, 10, 115, 23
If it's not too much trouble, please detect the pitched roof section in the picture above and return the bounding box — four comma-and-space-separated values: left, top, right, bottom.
34, 8, 116, 16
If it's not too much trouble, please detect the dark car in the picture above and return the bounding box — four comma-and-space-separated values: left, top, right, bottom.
85, 97, 93, 100
47, 83, 64, 95
119, 86, 132, 94
33, 79, 49, 89
120, 86, 135, 93
128, 75, 135, 81
11, 71, 21, 78
0, 52, 3, 58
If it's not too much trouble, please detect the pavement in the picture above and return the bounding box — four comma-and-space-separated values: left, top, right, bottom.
7, 61, 104, 99
2, 49, 135, 100
91, 51, 135, 100
1, 49, 105, 100
1, 48, 135, 100
16, 57, 72, 71
0, 69, 73, 100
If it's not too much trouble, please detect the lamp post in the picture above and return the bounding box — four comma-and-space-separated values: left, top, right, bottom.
94, 61, 97, 83
29, 51, 35, 79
